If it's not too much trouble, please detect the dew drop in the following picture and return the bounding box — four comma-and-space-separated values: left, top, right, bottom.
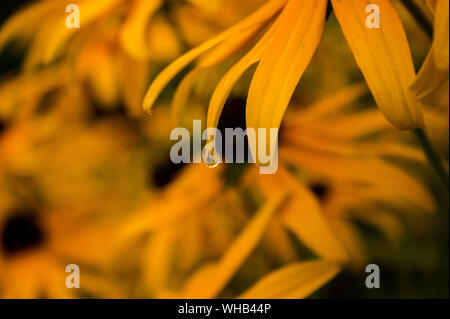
202, 145, 221, 168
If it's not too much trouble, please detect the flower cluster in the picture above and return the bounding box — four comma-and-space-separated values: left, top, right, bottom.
0, 0, 448, 298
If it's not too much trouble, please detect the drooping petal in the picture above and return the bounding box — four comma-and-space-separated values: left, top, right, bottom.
286, 83, 369, 126
276, 168, 348, 262
239, 260, 340, 299
299, 111, 391, 140
410, 48, 447, 100
331, 0, 424, 129
179, 191, 288, 298
172, 25, 264, 126
142, 0, 288, 113
206, 21, 279, 130
246, 0, 328, 162
280, 147, 436, 213
411, 0, 449, 100
252, 168, 348, 262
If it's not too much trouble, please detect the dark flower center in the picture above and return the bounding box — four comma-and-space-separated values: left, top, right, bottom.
310, 183, 331, 203
150, 157, 186, 188
0, 118, 7, 137
1, 212, 45, 256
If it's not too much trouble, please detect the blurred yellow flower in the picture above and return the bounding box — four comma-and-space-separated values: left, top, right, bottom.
0, 0, 447, 301
253, 84, 435, 264
0, 203, 121, 298
0, 0, 264, 115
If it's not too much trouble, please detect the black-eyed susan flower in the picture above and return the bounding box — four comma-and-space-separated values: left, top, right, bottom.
0, 201, 122, 298
0, 0, 446, 301
117, 163, 232, 297
146, 190, 344, 299
0, 94, 155, 298
200, 85, 435, 298
174, 84, 435, 298
249, 84, 435, 262
143, 0, 432, 163
117, 100, 350, 298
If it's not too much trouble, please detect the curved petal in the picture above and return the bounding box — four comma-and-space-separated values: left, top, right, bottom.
239, 260, 340, 299
331, 0, 424, 129
410, 46, 448, 100
119, 0, 163, 60
411, 0, 449, 99
206, 21, 279, 130
171, 25, 263, 126
142, 0, 288, 113
246, 0, 328, 163
179, 191, 289, 298
276, 168, 349, 262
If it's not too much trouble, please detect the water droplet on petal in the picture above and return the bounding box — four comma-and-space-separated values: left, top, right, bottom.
202, 146, 221, 168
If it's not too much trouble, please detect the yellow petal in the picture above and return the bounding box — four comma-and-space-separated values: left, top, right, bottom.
172, 25, 263, 126
408, 0, 449, 103
286, 83, 369, 126
246, 0, 328, 162
424, 0, 438, 14
186, 0, 222, 12
26, 0, 123, 68
143, 0, 287, 113
180, 191, 289, 298
142, 229, 177, 294
327, 218, 367, 266
117, 51, 149, 116
239, 260, 341, 299
434, 0, 449, 70
147, 18, 182, 62
119, 0, 163, 60
300, 111, 391, 140
410, 44, 448, 100
331, 0, 424, 129
0, 0, 58, 50
276, 168, 348, 262
281, 147, 436, 213
206, 21, 279, 130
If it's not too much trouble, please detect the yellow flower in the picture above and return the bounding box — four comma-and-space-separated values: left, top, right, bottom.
119, 164, 347, 298
0, 203, 121, 298
118, 163, 232, 297
0, 0, 172, 115
0, 0, 265, 115
0, 96, 153, 298
0, 0, 178, 65
249, 84, 435, 263
172, 84, 435, 299
150, 190, 342, 299
144, 0, 428, 163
